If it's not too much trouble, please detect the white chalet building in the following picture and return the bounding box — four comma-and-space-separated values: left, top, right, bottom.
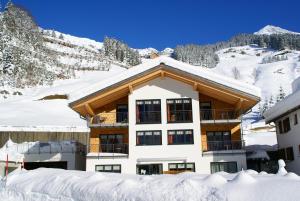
69, 56, 261, 175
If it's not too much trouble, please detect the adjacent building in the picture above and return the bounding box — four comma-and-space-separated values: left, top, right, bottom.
264, 77, 300, 174
69, 56, 260, 174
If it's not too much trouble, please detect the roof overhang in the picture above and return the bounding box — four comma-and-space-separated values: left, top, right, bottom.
69, 63, 260, 117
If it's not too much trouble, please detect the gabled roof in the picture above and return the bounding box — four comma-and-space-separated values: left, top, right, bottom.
69, 56, 261, 115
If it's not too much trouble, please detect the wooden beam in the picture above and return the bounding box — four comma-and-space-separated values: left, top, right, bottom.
160, 71, 165, 79
84, 104, 95, 116
235, 99, 244, 115
129, 85, 133, 94
193, 82, 198, 91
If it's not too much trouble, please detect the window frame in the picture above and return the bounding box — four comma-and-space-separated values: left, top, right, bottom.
286, 147, 294, 161
210, 162, 238, 174
136, 130, 162, 146
136, 99, 162, 124
167, 98, 193, 123
278, 120, 283, 134
168, 162, 195, 172
283, 117, 291, 133
294, 113, 298, 125
167, 129, 194, 145
95, 164, 121, 173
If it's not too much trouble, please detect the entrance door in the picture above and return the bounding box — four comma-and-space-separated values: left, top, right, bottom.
136, 164, 163, 175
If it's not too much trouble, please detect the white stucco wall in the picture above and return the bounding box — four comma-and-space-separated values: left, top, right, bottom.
86, 77, 247, 174
276, 109, 300, 174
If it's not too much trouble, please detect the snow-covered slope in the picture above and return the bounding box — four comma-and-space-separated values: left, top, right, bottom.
254, 25, 300, 35
0, 64, 126, 132
212, 45, 300, 106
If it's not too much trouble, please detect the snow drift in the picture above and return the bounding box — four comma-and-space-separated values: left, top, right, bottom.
1, 167, 300, 201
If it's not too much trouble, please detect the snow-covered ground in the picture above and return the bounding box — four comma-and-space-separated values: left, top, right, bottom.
0, 162, 299, 201
0, 64, 126, 132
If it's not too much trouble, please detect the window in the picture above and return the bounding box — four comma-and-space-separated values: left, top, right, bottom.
200, 102, 212, 120
168, 163, 195, 172
136, 130, 162, 145
278, 148, 286, 160
294, 114, 298, 125
167, 98, 192, 123
116, 104, 128, 123
210, 162, 237, 173
137, 164, 163, 175
168, 130, 194, 145
136, 100, 161, 124
278, 147, 294, 161
283, 118, 290, 133
286, 147, 294, 161
278, 120, 283, 134
95, 164, 121, 173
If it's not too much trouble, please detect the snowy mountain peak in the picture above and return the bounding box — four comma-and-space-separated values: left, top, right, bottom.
254, 25, 300, 35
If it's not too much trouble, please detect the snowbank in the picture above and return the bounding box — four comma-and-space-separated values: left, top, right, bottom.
1, 166, 300, 201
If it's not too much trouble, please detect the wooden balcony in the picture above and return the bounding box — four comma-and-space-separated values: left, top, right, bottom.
202, 140, 245, 152
87, 112, 128, 128
89, 143, 128, 155
200, 109, 241, 124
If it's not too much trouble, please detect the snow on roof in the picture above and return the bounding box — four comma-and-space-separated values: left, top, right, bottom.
264, 89, 300, 123
244, 131, 277, 151
70, 56, 261, 104
0, 99, 89, 132
247, 150, 270, 160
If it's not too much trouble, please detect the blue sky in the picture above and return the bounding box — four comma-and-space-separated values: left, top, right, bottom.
2, 0, 300, 50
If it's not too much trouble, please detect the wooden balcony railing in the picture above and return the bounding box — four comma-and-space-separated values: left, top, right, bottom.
202, 140, 244, 152
200, 109, 240, 121
89, 143, 128, 154
87, 112, 128, 127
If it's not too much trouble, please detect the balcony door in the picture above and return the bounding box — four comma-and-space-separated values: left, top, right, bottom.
116, 104, 128, 123
206, 131, 231, 151
200, 102, 212, 120
100, 134, 125, 153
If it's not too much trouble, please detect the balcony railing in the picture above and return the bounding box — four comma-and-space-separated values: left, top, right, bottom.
88, 112, 128, 127
200, 109, 240, 121
203, 140, 244, 152
89, 143, 128, 154
167, 110, 193, 123
136, 111, 161, 124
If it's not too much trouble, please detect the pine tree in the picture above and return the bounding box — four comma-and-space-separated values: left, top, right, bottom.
51, 30, 56, 38
59, 33, 64, 40
276, 86, 286, 102
269, 95, 274, 107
